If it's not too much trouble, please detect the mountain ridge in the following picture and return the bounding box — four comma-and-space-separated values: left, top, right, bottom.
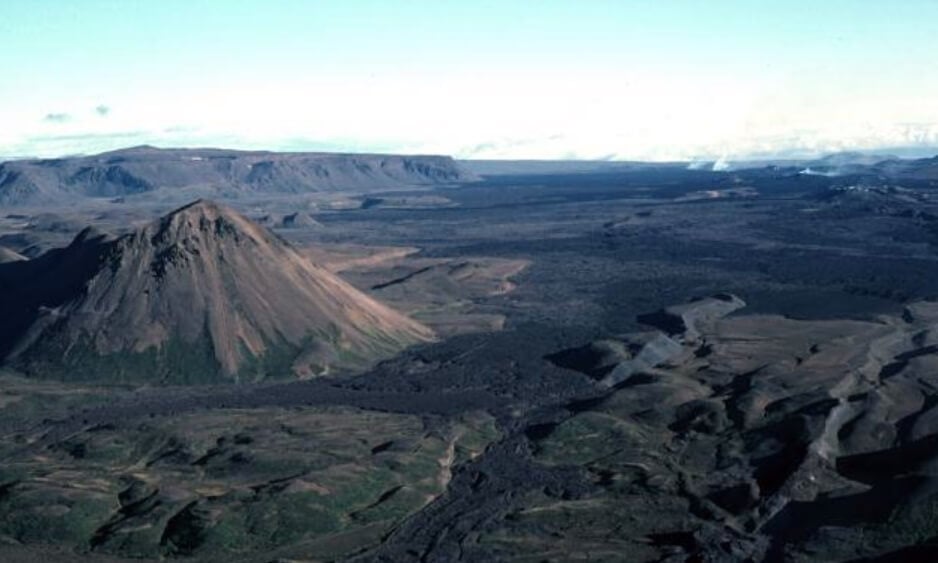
0, 146, 479, 205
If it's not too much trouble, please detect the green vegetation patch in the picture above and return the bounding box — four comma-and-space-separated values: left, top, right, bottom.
0, 405, 501, 560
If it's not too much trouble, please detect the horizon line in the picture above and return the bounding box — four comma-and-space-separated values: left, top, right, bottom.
3, 143, 937, 165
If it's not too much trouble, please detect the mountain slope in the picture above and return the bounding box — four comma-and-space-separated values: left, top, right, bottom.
0, 146, 479, 205
0, 200, 434, 382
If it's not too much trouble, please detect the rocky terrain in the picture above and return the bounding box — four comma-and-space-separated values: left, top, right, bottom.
0, 146, 478, 205
478, 295, 938, 561
3, 155, 938, 561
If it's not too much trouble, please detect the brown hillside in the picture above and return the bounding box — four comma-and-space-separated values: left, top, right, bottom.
0, 200, 434, 382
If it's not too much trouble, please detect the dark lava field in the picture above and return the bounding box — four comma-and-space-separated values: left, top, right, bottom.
4, 160, 938, 561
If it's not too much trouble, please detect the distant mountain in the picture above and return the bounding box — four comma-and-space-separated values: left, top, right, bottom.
461, 151, 938, 177
0, 146, 479, 205
700, 151, 904, 174
799, 153, 938, 181
875, 155, 938, 180
814, 151, 900, 167
789, 151, 901, 177
0, 200, 434, 382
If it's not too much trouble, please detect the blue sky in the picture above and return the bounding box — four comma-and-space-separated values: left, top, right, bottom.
2, 0, 938, 159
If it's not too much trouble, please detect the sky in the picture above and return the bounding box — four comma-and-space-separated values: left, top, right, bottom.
2, 0, 938, 161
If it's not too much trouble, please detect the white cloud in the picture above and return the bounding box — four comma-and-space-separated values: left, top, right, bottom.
2, 69, 938, 160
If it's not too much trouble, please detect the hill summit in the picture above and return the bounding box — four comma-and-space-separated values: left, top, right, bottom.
0, 199, 434, 382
